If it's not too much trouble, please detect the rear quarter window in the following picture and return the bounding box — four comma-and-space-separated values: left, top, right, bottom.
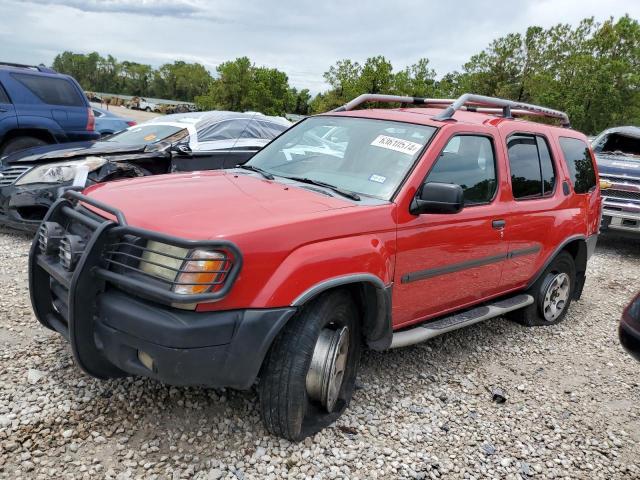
11, 73, 85, 107
558, 137, 597, 194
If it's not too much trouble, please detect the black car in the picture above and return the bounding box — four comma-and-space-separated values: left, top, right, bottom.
0, 111, 290, 232
620, 293, 640, 361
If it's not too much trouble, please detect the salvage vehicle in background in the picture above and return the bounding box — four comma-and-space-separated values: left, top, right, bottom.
620, 292, 640, 362
0, 62, 99, 157
29, 93, 600, 440
92, 106, 136, 136
592, 126, 640, 236
0, 111, 290, 231
126, 96, 159, 112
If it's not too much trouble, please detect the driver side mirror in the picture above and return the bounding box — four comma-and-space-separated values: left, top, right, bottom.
410, 182, 464, 215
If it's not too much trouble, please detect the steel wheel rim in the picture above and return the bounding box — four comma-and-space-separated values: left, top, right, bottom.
542, 272, 570, 321
306, 326, 350, 412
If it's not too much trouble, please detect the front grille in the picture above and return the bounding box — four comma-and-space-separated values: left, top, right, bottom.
0, 165, 31, 186
602, 189, 640, 202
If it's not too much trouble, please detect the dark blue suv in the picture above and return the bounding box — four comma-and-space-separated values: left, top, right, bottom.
0, 62, 99, 157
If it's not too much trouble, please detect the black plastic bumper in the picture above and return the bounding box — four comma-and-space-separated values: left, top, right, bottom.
94, 290, 295, 388
0, 182, 61, 232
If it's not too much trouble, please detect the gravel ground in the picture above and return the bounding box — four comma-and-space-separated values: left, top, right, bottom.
0, 230, 639, 479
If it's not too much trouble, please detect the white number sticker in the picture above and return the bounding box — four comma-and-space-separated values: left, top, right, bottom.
370, 135, 423, 155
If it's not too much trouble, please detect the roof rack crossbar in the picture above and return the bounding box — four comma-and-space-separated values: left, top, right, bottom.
333, 93, 571, 128
0, 61, 56, 73
433, 93, 570, 128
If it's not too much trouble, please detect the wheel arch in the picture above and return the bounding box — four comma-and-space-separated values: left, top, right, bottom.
1, 128, 57, 146
291, 274, 393, 351
527, 235, 590, 300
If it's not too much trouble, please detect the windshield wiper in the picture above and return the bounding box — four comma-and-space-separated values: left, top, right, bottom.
279, 176, 361, 201
236, 164, 274, 180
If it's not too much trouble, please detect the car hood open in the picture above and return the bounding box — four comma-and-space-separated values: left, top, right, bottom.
1, 141, 149, 165
82, 170, 356, 239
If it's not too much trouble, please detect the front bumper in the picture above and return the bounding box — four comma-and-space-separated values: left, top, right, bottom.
94, 290, 295, 388
29, 191, 289, 389
0, 182, 62, 232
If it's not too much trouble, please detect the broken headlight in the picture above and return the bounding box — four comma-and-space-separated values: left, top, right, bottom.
15, 157, 107, 185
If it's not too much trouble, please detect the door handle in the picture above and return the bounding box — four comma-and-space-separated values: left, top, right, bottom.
492, 219, 506, 229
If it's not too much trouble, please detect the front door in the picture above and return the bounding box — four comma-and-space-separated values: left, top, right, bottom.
393, 133, 508, 328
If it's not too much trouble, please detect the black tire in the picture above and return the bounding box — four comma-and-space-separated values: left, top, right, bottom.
509, 251, 576, 327
145, 107, 151, 112
1, 136, 48, 156
258, 290, 361, 441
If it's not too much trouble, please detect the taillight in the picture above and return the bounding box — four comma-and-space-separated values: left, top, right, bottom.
86, 107, 95, 131
126, 121, 137, 127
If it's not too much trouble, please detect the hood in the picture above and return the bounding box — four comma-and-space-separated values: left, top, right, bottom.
596, 153, 640, 177
1, 141, 149, 165
82, 171, 356, 239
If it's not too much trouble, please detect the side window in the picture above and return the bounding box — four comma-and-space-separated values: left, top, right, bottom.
537, 137, 556, 196
507, 134, 556, 199
0, 83, 10, 104
426, 135, 497, 205
558, 137, 597, 194
10, 73, 85, 107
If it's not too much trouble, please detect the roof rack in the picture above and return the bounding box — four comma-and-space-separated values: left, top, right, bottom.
0, 62, 57, 74
333, 93, 571, 128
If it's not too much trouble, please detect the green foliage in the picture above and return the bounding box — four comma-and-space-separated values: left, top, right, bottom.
195, 57, 308, 116
52, 51, 213, 101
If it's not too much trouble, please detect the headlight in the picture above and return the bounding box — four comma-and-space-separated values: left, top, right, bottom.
15, 157, 107, 185
173, 250, 226, 295
139, 241, 227, 295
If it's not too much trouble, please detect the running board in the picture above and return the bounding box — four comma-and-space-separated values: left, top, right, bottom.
390, 294, 534, 349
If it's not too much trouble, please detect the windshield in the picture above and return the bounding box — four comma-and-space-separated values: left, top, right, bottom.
247, 116, 436, 200
105, 124, 188, 145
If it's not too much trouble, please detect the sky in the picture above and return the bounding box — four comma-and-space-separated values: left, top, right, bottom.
1, 0, 639, 93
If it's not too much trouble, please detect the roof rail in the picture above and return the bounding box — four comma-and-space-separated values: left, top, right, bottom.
0, 62, 57, 74
433, 93, 570, 128
333, 93, 571, 128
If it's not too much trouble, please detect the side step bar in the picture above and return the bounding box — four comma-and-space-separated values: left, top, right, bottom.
390, 294, 534, 349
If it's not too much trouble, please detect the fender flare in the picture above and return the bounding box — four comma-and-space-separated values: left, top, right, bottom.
291, 273, 393, 351
526, 234, 594, 299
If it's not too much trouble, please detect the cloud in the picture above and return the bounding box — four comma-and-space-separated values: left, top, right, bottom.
3, 0, 640, 93
23, 0, 204, 18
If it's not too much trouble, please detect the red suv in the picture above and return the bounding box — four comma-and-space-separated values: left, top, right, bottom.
29, 93, 601, 440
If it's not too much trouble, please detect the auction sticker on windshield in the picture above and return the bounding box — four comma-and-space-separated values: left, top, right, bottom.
371, 135, 423, 155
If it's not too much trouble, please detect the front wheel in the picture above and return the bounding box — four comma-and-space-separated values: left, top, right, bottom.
258, 290, 361, 441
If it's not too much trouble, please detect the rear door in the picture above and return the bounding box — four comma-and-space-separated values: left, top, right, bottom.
0, 81, 17, 142
393, 130, 510, 327
498, 129, 571, 289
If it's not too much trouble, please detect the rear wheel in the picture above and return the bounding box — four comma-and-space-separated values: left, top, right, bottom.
509, 251, 576, 326
258, 290, 361, 441
0, 136, 48, 156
